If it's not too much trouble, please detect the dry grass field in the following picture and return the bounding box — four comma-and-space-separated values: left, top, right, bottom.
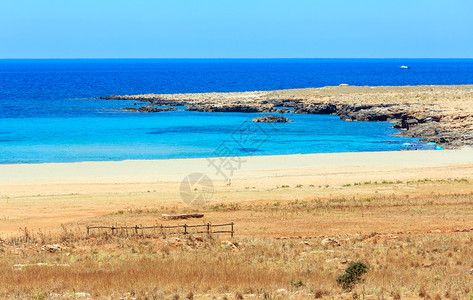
1, 177, 473, 299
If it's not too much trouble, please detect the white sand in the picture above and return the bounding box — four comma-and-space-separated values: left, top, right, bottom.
1, 148, 472, 186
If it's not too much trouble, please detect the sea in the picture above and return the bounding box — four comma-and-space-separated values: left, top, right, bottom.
0, 59, 472, 164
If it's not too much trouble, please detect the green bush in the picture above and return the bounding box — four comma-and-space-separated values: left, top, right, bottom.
336, 261, 369, 290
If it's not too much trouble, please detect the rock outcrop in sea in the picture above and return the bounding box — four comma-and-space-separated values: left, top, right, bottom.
252, 115, 293, 123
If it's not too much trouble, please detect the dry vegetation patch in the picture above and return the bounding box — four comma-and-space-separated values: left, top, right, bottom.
1, 180, 473, 298
1, 228, 473, 299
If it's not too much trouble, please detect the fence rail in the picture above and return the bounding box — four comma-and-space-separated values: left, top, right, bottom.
87, 222, 234, 237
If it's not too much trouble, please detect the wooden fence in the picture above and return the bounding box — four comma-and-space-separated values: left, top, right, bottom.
87, 222, 234, 237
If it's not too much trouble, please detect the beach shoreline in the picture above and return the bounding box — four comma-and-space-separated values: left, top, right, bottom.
1, 147, 472, 188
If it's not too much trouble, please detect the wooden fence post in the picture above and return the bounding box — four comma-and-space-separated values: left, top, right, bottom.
231, 222, 234, 238
87, 226, 89, 235
207, 223, 210, 235
135, 225, 138, 235
111, 226, 115, 235
184, 224, 187, 235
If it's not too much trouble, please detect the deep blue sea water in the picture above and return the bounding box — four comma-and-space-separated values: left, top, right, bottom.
0, 59, 472, 164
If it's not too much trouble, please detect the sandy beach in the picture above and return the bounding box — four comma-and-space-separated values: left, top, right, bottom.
1, 148, 473, 235
2, 148, 473, 189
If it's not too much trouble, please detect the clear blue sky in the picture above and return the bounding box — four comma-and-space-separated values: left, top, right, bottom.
1, 0, 472, 58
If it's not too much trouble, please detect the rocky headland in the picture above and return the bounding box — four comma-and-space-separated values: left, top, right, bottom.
100, 85, 473, 148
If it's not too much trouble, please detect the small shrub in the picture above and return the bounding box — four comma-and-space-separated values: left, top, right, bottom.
336, 261, 369, 290
291, 280, 304, 289
313, 289, 329, 298
263, 292, 273, 300
391, 290, 401, 300
418, 286, 427, 298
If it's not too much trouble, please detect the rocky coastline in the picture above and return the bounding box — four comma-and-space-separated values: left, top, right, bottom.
119, 106, 177, 113
100, 85, 473, 148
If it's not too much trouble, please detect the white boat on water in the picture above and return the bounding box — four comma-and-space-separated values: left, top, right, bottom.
400, 65, 410, 69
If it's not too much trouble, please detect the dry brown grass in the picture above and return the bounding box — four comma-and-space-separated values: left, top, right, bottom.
1, 193, 473, 298
1, 179, 473, 298
69, 185, 473, 238
1, 227, 473, 299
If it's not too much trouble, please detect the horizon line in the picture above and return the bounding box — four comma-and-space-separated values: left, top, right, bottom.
1, 57, 473, 60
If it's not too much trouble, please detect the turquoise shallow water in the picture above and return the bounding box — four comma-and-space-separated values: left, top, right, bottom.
0, 111, 420, 164
1, 58, 470, 164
